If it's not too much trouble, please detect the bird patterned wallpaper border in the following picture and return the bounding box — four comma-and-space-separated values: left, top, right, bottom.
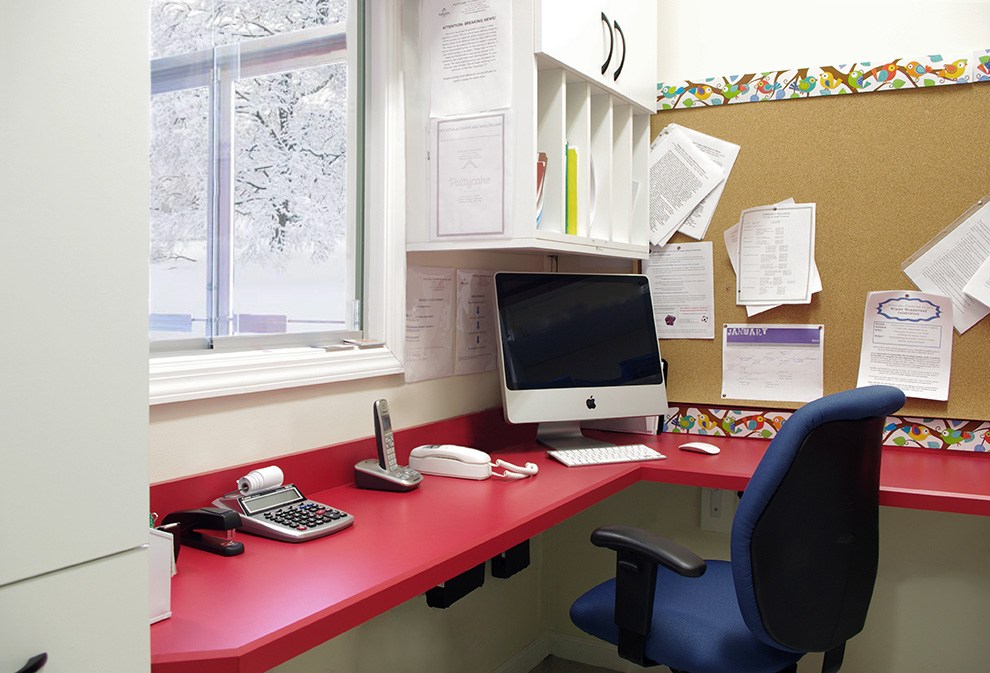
656, 49, 990, 111
666, 403, 990, 453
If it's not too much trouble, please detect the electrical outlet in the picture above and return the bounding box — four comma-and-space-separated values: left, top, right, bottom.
700, 488, 735, 534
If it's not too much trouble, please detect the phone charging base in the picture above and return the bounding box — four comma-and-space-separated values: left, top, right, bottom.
354, 459, 423, 492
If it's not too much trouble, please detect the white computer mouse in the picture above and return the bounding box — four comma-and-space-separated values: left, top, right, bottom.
678, 441, 721, 455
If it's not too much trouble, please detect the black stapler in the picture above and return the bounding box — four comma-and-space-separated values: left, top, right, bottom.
161, 507, 245, 557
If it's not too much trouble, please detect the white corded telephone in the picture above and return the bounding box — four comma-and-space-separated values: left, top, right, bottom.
408, 445, 538, 481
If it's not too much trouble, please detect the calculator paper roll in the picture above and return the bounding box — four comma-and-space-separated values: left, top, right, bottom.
237, 466, 284, 495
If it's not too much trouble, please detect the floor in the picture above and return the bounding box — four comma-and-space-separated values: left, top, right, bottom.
528, 655, 620, 673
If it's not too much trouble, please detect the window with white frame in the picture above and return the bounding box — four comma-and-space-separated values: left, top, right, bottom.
149, 0, 406, 403
150, 0, 359, 350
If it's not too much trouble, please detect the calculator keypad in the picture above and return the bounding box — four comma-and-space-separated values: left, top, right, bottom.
262, 501, 348, 531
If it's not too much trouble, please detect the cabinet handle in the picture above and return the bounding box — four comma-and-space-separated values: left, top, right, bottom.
16, 654, 47, 673
600, 12, 613, 75
613, 20, 626, 81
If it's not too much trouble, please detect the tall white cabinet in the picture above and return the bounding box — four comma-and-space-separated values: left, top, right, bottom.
406, 0, 657, 260
0, 3, 150, 671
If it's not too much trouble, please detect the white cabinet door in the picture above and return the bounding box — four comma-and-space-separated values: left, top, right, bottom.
0, 549, 149, 673
1, 0, 150, 589
0, 381, 149, 586
535, 0, 656, 111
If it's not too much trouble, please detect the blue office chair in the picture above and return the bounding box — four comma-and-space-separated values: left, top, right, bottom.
569, 385, 906, 673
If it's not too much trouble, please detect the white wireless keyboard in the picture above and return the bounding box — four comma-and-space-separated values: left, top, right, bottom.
546, 444, 666, 467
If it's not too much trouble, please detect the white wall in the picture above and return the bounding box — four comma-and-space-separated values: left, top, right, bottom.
657, 0, 990, 82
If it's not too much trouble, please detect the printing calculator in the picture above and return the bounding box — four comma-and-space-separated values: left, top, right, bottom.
213, 484, 354, 542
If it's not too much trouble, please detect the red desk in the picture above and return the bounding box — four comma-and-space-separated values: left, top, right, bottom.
149, 419, 990, 673
635, 435, 990, 517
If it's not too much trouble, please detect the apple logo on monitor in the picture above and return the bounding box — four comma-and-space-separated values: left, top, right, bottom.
586, 396, 596, 410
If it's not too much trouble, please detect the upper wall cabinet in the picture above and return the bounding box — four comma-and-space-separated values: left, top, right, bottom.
406, 0, 657, 260
535, 0, 656, 112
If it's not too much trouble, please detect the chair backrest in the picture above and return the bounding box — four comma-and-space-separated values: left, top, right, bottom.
731, 385, 906, 654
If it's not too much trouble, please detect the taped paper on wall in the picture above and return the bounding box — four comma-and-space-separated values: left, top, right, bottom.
455, 269, 497, 376
405, 267, 456, 383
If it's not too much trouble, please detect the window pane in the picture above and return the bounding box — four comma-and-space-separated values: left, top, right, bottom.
150, 0, 358, 350
151, 1, 216, 59
149, 87, 210, 341
151, 0, 348, 59
212, 0, 348, 43
232, 61, 351, 336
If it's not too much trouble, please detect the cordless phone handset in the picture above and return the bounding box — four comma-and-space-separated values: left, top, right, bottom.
374, 399, 398, 471
354, 399, 423, 492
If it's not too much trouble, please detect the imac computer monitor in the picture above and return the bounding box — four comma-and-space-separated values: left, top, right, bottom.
493, 272, 667, 450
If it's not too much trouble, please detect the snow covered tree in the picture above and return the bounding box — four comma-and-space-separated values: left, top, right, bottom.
150, 0, 349, 269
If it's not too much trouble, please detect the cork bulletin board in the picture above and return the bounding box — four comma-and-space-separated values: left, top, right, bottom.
651, 83, 990, 420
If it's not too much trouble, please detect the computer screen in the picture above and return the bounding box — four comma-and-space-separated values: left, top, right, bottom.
493, 272, 667, 449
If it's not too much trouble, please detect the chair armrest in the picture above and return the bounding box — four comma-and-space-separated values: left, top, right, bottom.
589, 525, 707, 667
591, 524, 706, 577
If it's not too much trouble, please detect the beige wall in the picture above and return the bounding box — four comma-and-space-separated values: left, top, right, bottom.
257, 481, 990, 673
269, 537, 546, 673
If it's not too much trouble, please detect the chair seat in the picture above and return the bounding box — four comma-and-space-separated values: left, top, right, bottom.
570, 560, 803, 673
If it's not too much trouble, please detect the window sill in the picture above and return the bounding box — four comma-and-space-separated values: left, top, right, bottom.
149, 346, 403, 405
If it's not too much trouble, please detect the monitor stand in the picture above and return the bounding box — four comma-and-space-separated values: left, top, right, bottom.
536, 422, 616, 451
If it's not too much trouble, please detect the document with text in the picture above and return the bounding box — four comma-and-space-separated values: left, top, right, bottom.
856, 291, 952, 401
724, 198, 821, 317
736, 202, 815, 306
903, 198, 990, 333
405, 267, 455, 383
963, 255, 990, 308
454, 269, 497, 376
648, 125, 723, 247
668, 124, 740, 241
433, 113, 508, 239
645, 242, 715, 339
721, 324, 824, 403
425, 0, 512, 117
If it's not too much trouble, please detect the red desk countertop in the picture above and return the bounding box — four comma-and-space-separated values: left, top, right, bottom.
150, 426, 990, 673
877, 447, 990, 514
636, 436, 990, 516
151, 444, 639, 673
